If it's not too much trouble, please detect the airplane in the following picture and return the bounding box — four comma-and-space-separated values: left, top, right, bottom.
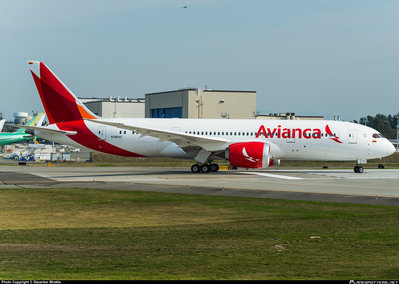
23, 61, 395, 173
0, 113, 45, 146
0, 119, 5, 132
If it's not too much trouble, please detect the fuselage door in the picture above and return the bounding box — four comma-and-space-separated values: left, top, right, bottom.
98, 126, 107, 141
348, 129, 357, 144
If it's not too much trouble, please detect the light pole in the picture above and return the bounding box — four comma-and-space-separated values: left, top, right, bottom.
396, 113, 399, 151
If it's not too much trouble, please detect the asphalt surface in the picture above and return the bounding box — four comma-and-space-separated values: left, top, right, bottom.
0, 165, 398, 206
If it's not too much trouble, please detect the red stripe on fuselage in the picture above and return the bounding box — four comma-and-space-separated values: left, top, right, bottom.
57, 120, 145, 157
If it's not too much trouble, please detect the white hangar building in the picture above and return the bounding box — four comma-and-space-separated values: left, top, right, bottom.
79, 96, 145, 118
145, 88, 257, 119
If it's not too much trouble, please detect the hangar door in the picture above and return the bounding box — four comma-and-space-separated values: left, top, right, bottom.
151, 107, 182, 118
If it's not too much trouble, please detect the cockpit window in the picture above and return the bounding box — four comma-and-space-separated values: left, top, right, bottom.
372, 133, 382, 138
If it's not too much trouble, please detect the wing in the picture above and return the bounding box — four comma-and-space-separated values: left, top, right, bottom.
86, 119, 229, 152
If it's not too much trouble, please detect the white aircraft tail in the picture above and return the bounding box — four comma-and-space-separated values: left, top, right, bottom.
0, 119, 5, 132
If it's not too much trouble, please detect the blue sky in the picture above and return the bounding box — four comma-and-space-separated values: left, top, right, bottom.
1, 0, 398, 121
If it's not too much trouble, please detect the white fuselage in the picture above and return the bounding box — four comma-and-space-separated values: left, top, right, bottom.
36, 118, 395, 162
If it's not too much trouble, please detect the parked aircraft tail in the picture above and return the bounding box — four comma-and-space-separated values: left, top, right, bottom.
0, 119, 5, 133
28, 61, 99, 124
15, 113, 46, 133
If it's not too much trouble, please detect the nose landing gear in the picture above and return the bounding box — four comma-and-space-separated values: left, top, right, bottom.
354, 165, 364, 173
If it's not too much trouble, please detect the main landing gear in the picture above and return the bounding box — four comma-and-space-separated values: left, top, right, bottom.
354, 165, 364, 173
191, 163, 220, 173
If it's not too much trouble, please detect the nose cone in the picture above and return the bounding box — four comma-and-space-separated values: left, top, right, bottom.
373, 139, 396, 158
386, 140, 396, 156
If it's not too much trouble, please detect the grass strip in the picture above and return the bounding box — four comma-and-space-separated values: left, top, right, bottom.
0, 187, 398, 280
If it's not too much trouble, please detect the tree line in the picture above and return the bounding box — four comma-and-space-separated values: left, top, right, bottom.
353, 114, 399, 139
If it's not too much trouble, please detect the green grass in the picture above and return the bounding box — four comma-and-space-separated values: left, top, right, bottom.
0, 187, 399, 280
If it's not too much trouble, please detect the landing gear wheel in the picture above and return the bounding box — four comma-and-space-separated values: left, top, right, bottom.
210, 163, 219, 172
201, 164, 210, 173
191, 164, 201, 173
354, 165, 364, 173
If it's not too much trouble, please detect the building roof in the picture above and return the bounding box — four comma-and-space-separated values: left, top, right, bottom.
145, 88, 256, 96
79, 97, 145, 103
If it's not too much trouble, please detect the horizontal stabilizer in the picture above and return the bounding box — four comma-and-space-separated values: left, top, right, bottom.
11, 125, 77, 136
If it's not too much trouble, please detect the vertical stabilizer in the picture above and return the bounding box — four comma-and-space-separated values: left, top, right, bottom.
28, 61, 99, 124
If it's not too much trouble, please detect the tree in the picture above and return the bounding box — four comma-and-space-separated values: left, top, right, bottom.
357, 114, 396, 139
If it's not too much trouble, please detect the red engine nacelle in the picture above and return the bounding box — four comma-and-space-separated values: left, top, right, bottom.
226, 142, 270, 169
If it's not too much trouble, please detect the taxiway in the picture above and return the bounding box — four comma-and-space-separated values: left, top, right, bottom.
0, 166, 398, 206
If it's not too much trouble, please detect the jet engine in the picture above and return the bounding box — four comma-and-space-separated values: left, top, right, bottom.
226, 141, 271, 169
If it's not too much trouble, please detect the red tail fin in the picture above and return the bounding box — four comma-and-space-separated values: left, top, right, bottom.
28, 61, 98, 124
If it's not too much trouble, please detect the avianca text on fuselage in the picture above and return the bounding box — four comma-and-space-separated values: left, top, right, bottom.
255, 124, 342, 143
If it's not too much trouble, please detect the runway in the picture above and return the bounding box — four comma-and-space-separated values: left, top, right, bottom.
0, 166, 398, 206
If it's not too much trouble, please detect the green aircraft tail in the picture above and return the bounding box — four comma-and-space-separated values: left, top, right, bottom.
16, 113, 45, 133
